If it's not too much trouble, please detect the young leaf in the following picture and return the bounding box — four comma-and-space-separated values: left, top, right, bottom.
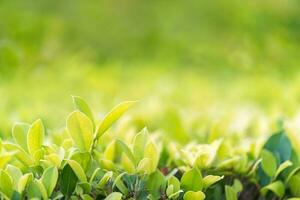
147, 170, 166, 199
112, 172, 128, 195
225, 186, 237, 200
67, 160, 87, 182
98, 171, 113, 189
18, 173, 33, 193
133, 128, 148, 162
181, 167, 203, 191
274, 160, 292, 179
5, 164, 22, 190
12, 122, 30, 152
116, 139, 136, 166
203, 175, 224, 189
27, 179, 48, 200
67, 111, 93, 152
96, 101, 136, 139
288, 174, 300, 197
261, 181, 285, 198
0, 170, 13, 198
261, 149, 277, 177
72, 96, 95, 126
60, 164, 78, 198
105, 192, 122, 200
183, 191, 205, 200
27, 119, 44, 155
41, 166, 58, 196
144, 141, 159, 174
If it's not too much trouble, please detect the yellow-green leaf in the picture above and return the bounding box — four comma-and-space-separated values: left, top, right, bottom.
67, 111, 94, 152
12, 122, 30, 152
96, 101, 136, 139
133, 128, 148, 162
72, 96, 95, 127
105, 192, 122, 200
27, 119, 44, 155
261, 181, 285, 198
67, 160, 87, 182
274, 160, 292, 179
183, 191, 205, 200
144, 141, 159, 174
181, 167, 203, 191
203, 175, 224, 189
18, 173, 33, 193
0, 170, 13, 198
261, 149, 277, 177
41, 166, 58, 196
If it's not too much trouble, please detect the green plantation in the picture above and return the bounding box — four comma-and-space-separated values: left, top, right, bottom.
0, 96, 300, 200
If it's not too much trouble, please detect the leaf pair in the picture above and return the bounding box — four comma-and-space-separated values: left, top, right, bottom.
68, 96, 136, 152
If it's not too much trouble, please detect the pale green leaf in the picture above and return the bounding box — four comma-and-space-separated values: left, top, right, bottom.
0, 170, 13, 198
105, 192, 122, 200
72, 96, 95, 127
12, 122, 30, 152
41, 166, 58, 196
183, 191, 205, 200
203, 175, 224, 189
27, 119, 44, 155
18, 173, 33, 193
133, 128, 148, 162
181, 167, 203, 191
274, 160, 292, 179
225, 186, 237, 200
67, 111, 94, 152
144, 141, 159, 174
261, 181, 285, 198
67, 160, 87, 182
116, 139, 136, 166
98, 171, 113, 189
96, 101, 136, 139
261, 149, 277, 177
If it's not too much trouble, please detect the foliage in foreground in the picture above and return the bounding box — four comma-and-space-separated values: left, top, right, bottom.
1, 97, 300, 200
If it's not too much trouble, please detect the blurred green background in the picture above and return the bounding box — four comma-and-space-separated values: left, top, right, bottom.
1, 0, 300, 138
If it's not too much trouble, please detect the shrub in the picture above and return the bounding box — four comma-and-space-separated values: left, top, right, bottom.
0, 96, 300, 200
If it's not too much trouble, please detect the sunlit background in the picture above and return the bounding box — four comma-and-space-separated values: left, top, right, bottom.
1, 0, 300, 139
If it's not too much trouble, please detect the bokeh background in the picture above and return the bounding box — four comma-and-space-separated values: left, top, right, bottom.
1, 0, 300, 139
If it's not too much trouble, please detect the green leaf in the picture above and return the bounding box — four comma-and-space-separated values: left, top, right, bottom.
27, 179, 48, 200
232, 179, 243, 193
225, 186, 237, 200
5, 164, 22, 190
60, 164, 78, 198
41, 166, 58, 196
133, 128, 148, 162
183, 191, 205, 200
261, 149, 277, 177
70, 151, 92, 172
147, 170, 166, 199
67, 111, 94, 152
167, 176, 181, 199
288, 174, 300, 197
97, 171, 113, 189
18, 173, 33, 193
144, 141, 159, 174
181, 167, 203, 191
67, 160, 87, 182
137, 158, 152, 174
96, 101, 136, 139
203, 175, 224, 189
105, 192, 122, 200
274, 160, 292, 179
0, 170, 13, 198
112, 172, 128, 195
3, 142, 34, 166
261, 181, 285, 198
116, 139, 136, 166
12, 122, 30, 152
27, 119, 44, 155
0, 153, 12, 169
72, 96, 95, 127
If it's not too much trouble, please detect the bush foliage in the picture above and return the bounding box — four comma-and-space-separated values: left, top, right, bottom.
1, 97, 300, 200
